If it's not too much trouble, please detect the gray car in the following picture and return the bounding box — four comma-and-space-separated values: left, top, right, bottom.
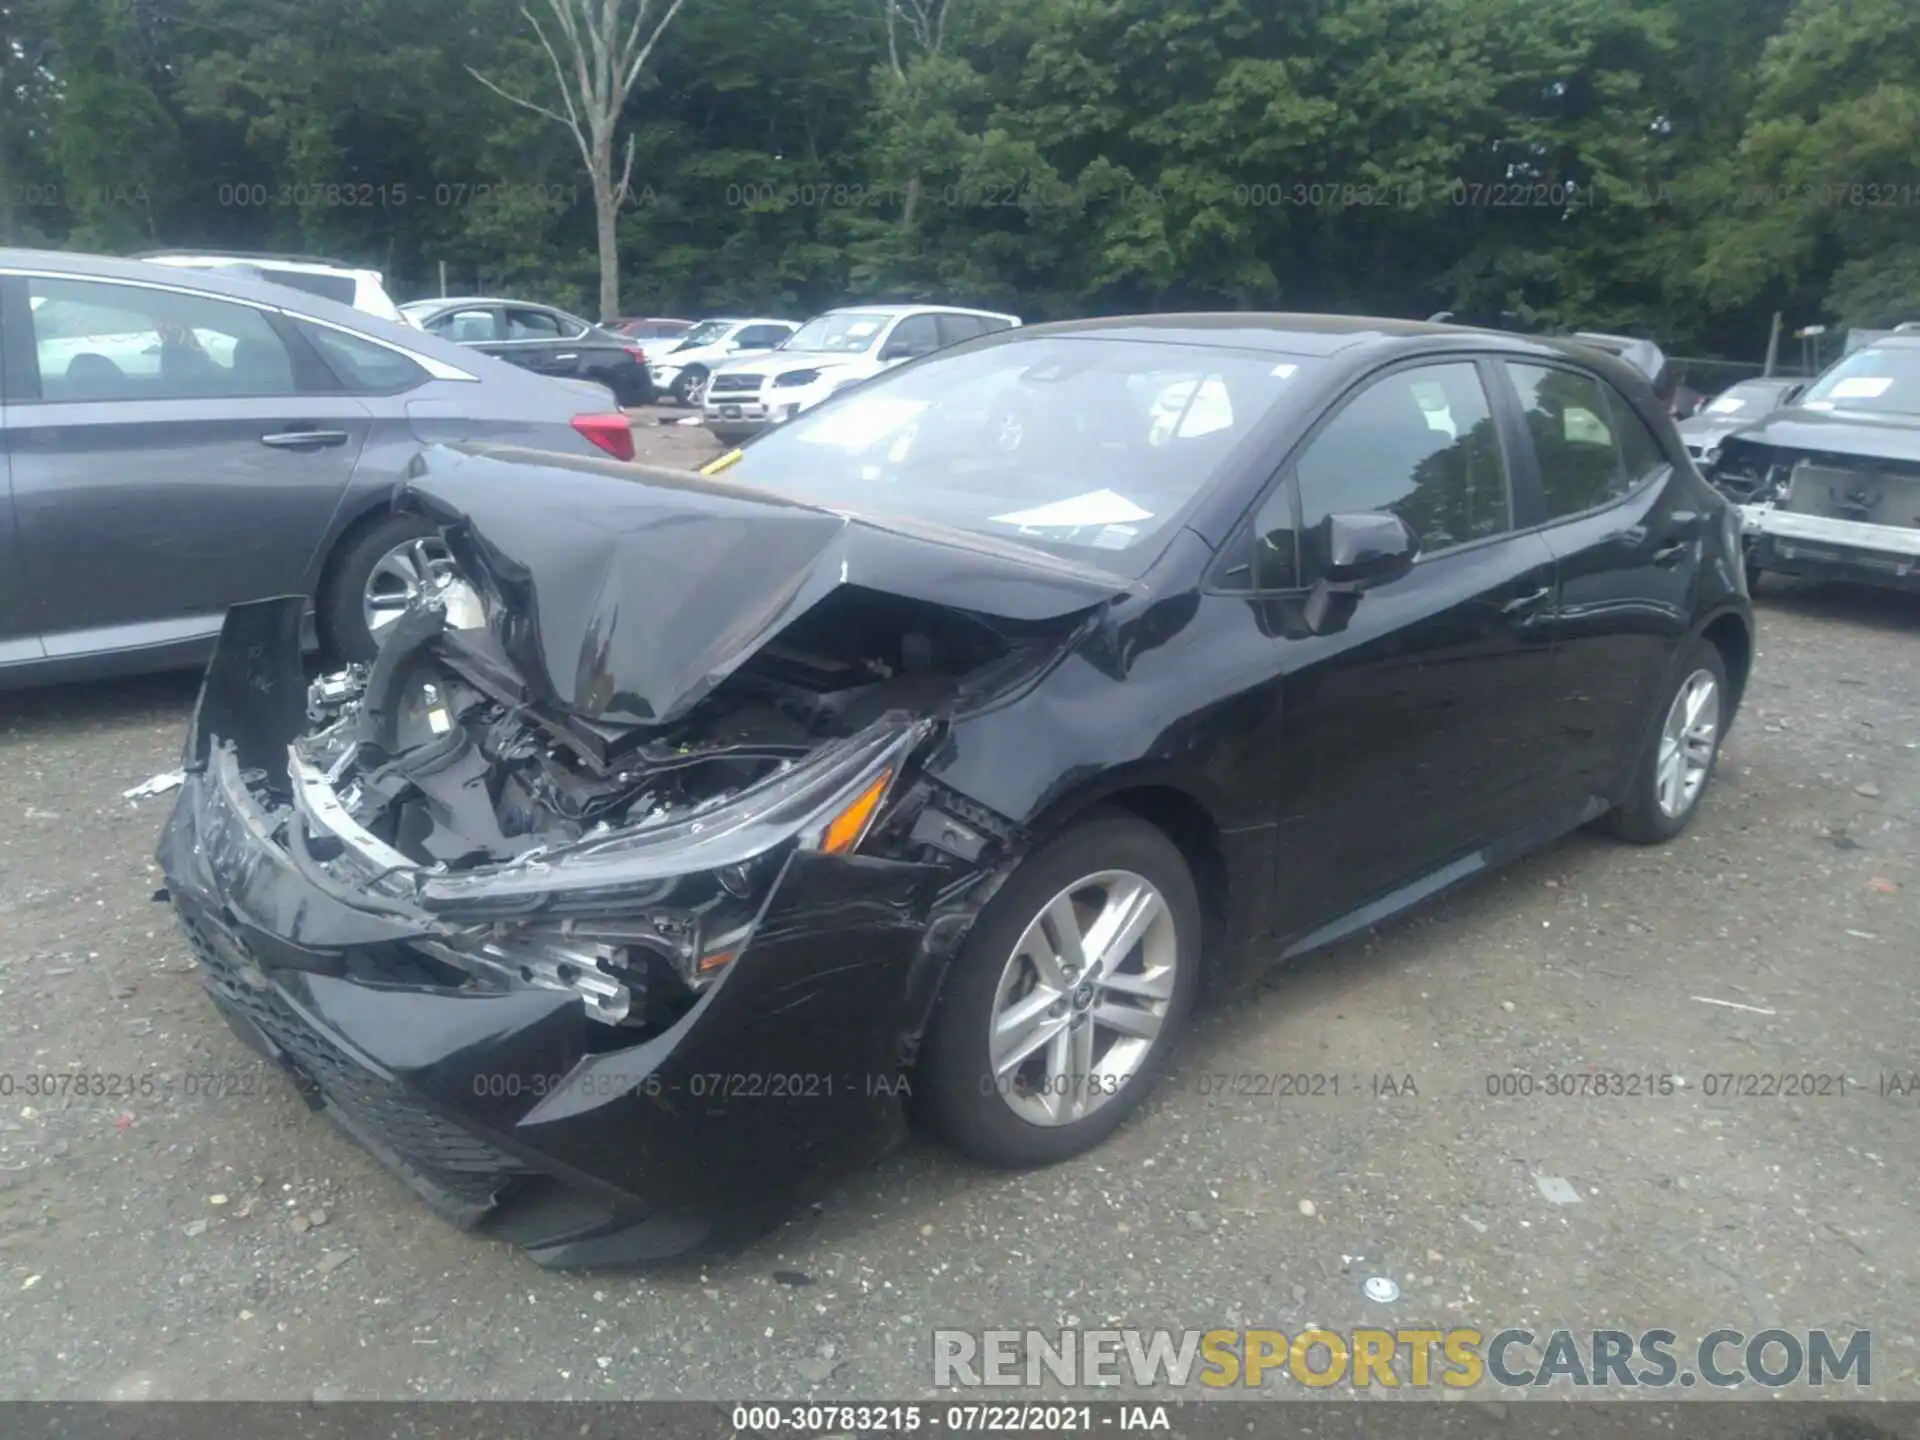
1676, 375, 1807, 467
0, 248, 633, 688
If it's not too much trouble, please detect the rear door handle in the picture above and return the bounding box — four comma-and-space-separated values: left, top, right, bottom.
552, 353, 578, 362
260, 429, 349, 449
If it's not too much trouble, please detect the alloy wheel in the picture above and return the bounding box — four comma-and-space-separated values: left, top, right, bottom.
683, 371, 709, 406
363, 537, 465, 641
1655, 668, 1720, 818
987, 869, 1178, 1127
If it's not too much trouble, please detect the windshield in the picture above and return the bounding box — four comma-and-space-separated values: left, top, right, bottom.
673, 320, 735, 351
783, 312, 890, 354
1701, 379, 1798, 417
1798, 346, 1920, 417
714, 337, 1317, 574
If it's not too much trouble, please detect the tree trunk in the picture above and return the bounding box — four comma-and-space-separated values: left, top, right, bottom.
902, 171, 923, 229
592, 134, 620, 322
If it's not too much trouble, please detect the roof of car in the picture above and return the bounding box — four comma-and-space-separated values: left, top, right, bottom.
1017, 311, 1507, 354
404, 296, 572, 311
136, 248, 369, 273
820, 303, 1020, 319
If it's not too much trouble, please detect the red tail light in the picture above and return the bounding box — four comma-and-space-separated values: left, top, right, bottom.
572, 412, 635, 461
624, 346, 647, 364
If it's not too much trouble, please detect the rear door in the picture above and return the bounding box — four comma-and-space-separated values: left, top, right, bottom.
936, 313, 992, 349
5, 271, 372, 661
1496, 359, 1698, 802
0, 278, 43, 669
493, 305, 584, 380
877, 313, 943, 369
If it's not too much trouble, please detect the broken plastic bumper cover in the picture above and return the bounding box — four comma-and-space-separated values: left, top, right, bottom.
158, 605, 952, 1267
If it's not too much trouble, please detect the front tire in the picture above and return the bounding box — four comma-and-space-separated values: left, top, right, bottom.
672, 365, 709, 406
917, 813, 1201, 1168
318, 514, 456, 663
1600, 640, 1729, 845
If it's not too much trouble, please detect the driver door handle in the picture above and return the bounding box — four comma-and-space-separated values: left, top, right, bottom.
1652, 539, 1690, 567
1501, 585, 1552, 617
260, 428, 349, 449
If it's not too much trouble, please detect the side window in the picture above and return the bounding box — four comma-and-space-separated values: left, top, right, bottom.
504, 308, 564, 340
737, 325, 789, 347
1296, 361, 1510, 564
937, 314, 989, 347
432, 308, 501, 343
299, 323, 428, 394
27, 276, 296, 401
1507, 362, 1631, 519
1607, 386, 1671, 484
883, 314, 942, 360
1248, 480, 1299, 590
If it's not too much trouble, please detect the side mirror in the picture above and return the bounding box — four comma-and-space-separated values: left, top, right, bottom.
1301, 511, 1419, 636
1318, 511, 1419, 586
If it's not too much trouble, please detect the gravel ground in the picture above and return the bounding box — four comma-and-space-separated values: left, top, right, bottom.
0, 412, 1915, 1401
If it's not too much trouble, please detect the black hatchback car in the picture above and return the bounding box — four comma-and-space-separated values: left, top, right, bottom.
398, 297, 656, 407
159, 314, 1753, 1266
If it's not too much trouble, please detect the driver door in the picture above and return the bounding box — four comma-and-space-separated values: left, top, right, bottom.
1229, 359, 1564, 936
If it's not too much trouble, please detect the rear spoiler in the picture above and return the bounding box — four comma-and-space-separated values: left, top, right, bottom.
1423, 313, 1673, 399
1568, 332, 1672, 398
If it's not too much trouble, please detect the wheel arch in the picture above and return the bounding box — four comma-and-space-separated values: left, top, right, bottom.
312, 494, 410, 610
1020, 771, 1246, 991
1694, 603, 1754, 722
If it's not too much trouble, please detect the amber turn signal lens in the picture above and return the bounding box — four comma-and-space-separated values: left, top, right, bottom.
821, 768, 893, 855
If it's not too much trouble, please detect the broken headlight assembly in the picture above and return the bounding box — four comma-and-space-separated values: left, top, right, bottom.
276, 668, 931, 1029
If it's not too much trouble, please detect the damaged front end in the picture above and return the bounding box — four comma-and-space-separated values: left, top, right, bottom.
157, 450, 1114, 1264
1711, 424, 1920, 591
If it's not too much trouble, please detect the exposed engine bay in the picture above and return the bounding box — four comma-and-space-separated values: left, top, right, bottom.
1713, 439, 1920, 524
300, 584, 1021, 871
253, 583, 1046, 1034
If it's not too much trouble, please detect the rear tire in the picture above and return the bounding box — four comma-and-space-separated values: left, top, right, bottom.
610, 367, 655, 408
317, 513, 446, 664
917, 813, 1201, 1168
1600, 640, 1729, 845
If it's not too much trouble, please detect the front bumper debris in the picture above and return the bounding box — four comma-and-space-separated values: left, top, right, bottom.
157, 601, 958, 1267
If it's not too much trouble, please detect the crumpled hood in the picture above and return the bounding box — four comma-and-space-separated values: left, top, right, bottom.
1720, 407, 1920, 464
397, 445, 1133, 727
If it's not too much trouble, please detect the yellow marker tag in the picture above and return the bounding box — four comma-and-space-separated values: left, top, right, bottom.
700, 448, 745, 476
